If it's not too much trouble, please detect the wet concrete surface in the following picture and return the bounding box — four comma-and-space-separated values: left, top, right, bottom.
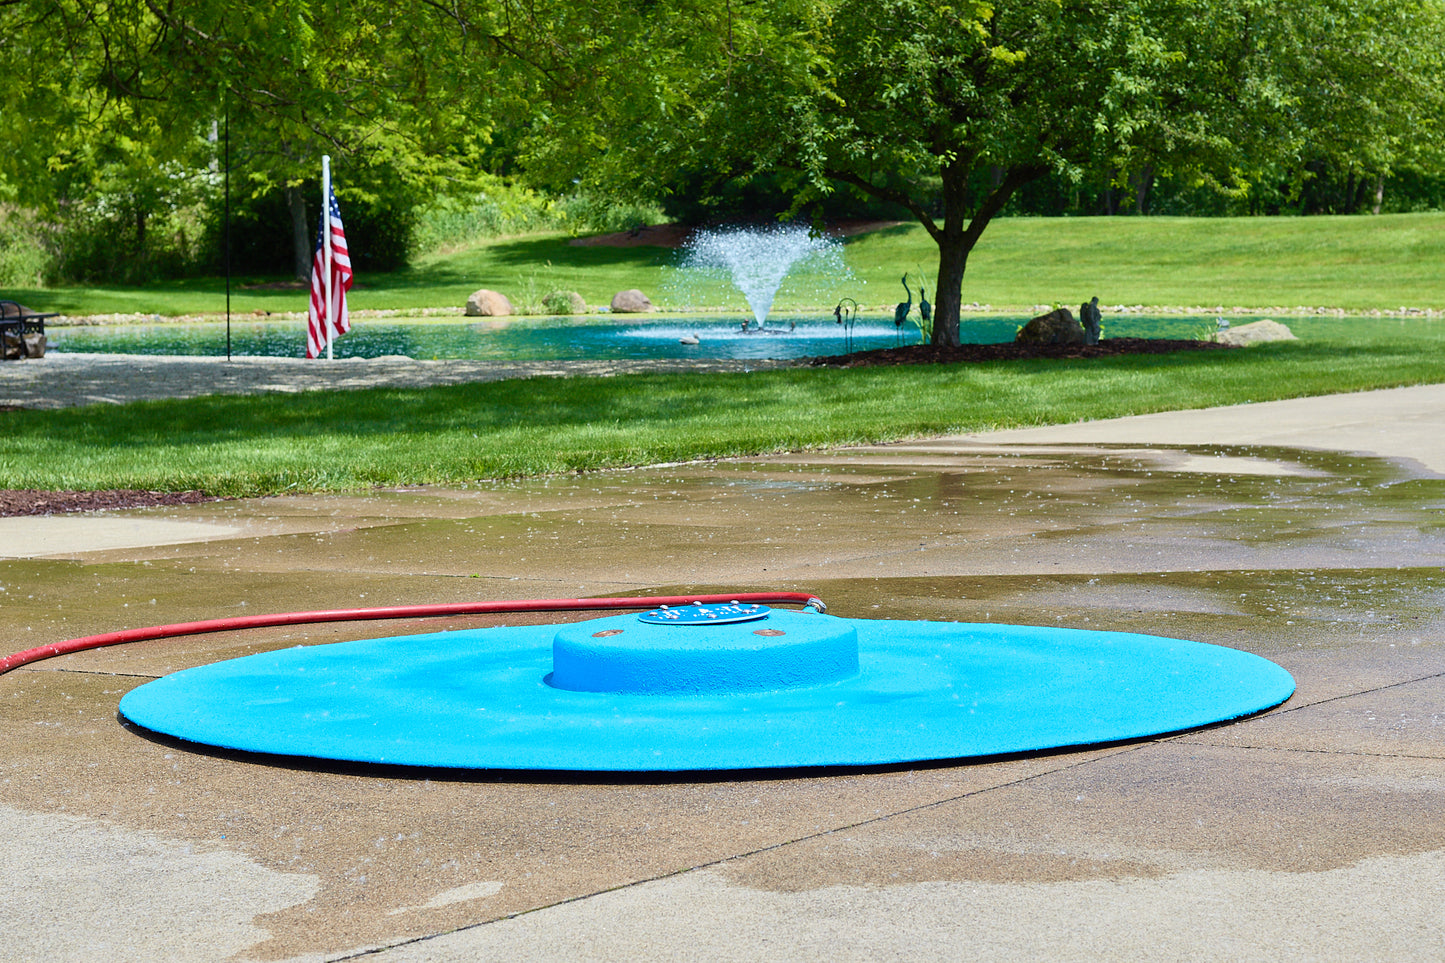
2, 386, 1444, 960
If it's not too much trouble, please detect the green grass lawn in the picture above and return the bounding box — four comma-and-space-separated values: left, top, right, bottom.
841, 214, 1445, 312
4, 316, 1442, 496
4, 215, 1442, 497
4, 213, 1442, 317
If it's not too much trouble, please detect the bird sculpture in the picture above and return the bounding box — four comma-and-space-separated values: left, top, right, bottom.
918, 284, 932, 324
894, 275, 913, 327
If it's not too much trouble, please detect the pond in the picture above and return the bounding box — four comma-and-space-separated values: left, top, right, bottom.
45, 313, 1245, 362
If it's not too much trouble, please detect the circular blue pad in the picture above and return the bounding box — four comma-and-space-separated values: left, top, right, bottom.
118, 610, 1295, 772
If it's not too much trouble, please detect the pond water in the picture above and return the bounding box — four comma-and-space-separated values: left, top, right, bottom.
46, 314, 1244, 362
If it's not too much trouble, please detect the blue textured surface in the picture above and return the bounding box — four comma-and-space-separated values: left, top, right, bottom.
550, 612, 858, 693
118, 611, 1296, 772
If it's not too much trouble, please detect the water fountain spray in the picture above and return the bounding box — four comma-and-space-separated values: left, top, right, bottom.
678, 225, 849, 329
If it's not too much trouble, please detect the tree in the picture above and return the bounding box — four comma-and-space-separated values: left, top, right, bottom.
806, 0, 1182, 344
7, 0, 1440, 295
1229, 0, 1445, 216
0, 1, 219, 281
0, 0, 511, 278
529, 0, 1445, 345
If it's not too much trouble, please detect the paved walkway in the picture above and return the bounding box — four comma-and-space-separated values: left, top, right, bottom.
953, 382, 1445, 474
1, 371, 1443, 961
0, 353, 792, 409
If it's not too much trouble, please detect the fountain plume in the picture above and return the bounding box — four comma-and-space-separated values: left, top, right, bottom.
677, 225, 849, 328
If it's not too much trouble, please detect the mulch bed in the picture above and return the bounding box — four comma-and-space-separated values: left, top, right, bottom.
809, 337, 1232, 367
0, 488, 214, 518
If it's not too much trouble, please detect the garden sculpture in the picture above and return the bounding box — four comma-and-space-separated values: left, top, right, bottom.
894, 275, 912, 327
1080, 296, 1102, 344
835, 297, 859, 353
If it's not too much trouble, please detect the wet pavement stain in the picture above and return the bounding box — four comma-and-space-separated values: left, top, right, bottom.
3, 436, 1444, 959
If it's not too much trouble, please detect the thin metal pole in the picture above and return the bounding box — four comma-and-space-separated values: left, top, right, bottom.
322, 155, 333, 361
224, 99, 232, 361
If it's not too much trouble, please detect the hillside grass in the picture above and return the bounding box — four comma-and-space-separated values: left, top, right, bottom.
844, 214, 1445, 312
3, 213, 1442, 318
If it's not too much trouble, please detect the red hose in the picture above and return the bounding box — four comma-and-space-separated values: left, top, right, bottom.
0, 592, 826, 676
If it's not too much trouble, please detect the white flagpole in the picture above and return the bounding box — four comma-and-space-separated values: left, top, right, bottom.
322, 155, 333, 360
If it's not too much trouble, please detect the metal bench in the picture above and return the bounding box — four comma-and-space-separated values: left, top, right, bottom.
1, 299, 57, 359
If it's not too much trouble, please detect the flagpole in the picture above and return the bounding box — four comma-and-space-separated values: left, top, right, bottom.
321, 155, 333, 360
224, 102, 232, 361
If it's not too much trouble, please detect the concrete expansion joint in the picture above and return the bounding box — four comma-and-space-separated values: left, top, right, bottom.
45, 667, 163, 680
1193, 740, 1445, 763
1269, 669, 1445, 715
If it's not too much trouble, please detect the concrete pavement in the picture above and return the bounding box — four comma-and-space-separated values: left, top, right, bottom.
1, 383, 1443, 961
956, 382, 1445, 474
0, 352, 790, 410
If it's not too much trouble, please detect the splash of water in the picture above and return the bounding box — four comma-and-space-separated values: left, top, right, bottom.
678, 226, 849, 328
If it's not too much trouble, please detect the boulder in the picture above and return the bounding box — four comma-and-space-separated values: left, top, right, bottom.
542, 291, 588, 315
1016, 307, 1085, 345
1215, 319, 1297, 346
610, 289, 654, 313
465, 289, 513, 317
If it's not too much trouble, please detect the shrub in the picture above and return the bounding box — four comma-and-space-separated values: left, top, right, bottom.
46, 196, 206, 285
413, 179, 666, 256
0, 209, 50, 287
542, 290, 587, 315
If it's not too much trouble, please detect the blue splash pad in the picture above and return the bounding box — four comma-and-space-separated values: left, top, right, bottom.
118, 610, 1294, 772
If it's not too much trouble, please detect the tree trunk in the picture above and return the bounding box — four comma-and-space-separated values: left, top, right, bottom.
929, 163, 1046, 348
286, 185, 311, 281
931, 233, 969, 347
1102, 168, 1118, 216
929, 161, 971, 347
1371, 174, 1385, 215
1133, 164, 1155, 215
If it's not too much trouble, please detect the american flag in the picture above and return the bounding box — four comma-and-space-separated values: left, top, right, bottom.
306, 186, 353, 359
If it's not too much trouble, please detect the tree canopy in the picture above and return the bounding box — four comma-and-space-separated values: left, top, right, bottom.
3, 0, 1443, 310
1, 0, 512, 278
531, 0, 1445, 343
